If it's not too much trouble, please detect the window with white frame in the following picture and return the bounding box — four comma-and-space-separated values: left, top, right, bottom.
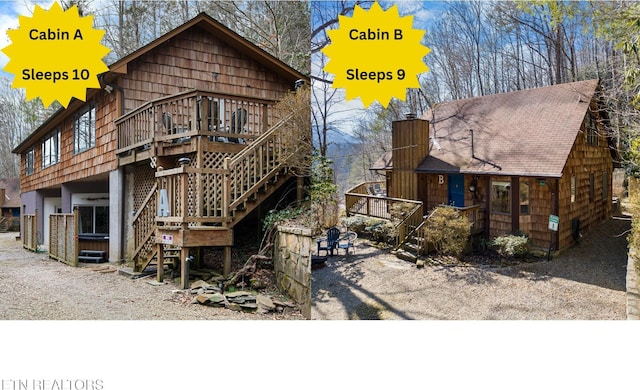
42, 127, 60, 167
74, 105, 95, 153
25, 148, 34, 175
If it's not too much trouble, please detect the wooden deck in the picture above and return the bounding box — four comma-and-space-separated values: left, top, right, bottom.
345, 181, 485, 253
115, 89, 276, 164
117, 90, 297, 283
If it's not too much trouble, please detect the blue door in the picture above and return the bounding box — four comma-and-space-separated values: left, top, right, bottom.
447, 174, 464, 207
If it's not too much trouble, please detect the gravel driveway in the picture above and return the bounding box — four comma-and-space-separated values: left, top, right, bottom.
312, 217, 630, 320
0, 234, 301, 320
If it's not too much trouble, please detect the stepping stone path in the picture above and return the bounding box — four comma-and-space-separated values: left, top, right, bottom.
188, 279, 296, 314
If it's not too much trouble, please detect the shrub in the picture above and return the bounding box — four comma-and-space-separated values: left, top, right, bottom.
628, 195, 640, 276
389, 201, 418, 222
341, 215, 396, 244
262, 206, 307, 232
341, 216, 369, 233
364, 218, 396, 244
492, 234, 529, 258
423, 207, 471, 258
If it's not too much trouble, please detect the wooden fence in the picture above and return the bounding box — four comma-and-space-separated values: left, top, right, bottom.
23, 211, 38, 252
49, 211, 79, 267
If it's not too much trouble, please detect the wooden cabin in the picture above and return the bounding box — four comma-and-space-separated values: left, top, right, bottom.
0, 178, 20, 232
368, 80, 614, 251
12, 13, 309, 284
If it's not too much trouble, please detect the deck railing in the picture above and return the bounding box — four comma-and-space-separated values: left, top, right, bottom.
345, 181, 415, 221
345, 181, 422, 247
345, 182, 485, 252
115, 89, 276, 154
154, 113, 294, 227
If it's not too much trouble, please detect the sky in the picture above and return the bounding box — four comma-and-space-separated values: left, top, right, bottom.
312, 1, 445, 137
0, 0, 444, 133
0, 0, 54, 76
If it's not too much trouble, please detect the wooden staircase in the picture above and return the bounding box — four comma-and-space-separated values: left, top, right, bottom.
393, 217, 429, 263
0, 217, 9, 233
131, 113, 296, 274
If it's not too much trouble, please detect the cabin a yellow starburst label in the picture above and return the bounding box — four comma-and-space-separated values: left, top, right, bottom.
1, 2, 110, 108
321, 1, 430, 108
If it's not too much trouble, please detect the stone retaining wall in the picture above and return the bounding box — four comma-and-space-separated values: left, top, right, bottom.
274, 226, 312, 319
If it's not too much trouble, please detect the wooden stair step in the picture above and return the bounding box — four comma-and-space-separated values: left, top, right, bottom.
403, 242, 420, 253
391, 249, 417, 263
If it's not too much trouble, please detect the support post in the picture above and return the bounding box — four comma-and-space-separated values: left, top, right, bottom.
157, 243, 164, 282
224, 246, 232, 278
181, 246, 190, 289
195, 247, 202, 269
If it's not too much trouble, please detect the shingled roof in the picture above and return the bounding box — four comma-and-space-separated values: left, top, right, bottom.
372, 79, 602, 177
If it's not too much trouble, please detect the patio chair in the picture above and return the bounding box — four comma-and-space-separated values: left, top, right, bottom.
317, 227, 341, 257
338, 231, 357, 256
230, 108, 248, 144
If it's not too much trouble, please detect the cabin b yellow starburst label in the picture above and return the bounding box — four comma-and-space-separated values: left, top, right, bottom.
321, 2, 430, 108
1, 2, 110, 108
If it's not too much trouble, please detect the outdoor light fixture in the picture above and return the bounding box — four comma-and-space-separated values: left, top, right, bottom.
469, 177, 478, 193
538, 179, 547, 186
177, 157, 191, 166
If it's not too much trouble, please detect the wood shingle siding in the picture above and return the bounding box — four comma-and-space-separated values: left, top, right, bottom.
558, 112, 612, 249
20, 91, 118, 194
120, 28, 291, 113
373, 80, 614, 252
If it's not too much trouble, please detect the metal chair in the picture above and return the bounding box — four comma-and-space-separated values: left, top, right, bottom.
338, 231, 357, 256
317, 227, 340, 257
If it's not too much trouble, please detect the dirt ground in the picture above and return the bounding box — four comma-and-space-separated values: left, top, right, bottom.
0, 233, 302, 320
312, 216, 631, 320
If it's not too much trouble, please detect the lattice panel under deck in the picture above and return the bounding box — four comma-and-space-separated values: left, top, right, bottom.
202, 151, 232, 169
133, 163, 156, 210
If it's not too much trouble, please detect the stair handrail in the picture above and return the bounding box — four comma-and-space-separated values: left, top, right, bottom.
131, 182, 158, 268
223, 112, 295, 210
394, 201, 424, 248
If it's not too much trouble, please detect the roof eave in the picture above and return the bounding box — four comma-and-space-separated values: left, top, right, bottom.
12, 12, 309, 155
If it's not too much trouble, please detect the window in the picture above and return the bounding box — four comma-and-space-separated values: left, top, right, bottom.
603, 171, 609, 200
491, 179, 510, 214
42, 128, 60, 167
571, 175, 576, 203
74, 105, 95, 153
25, 148, 34, 175
520, 181, 530, 215
589, 173, 594, 202
77, 205, 109, 234
585, 112, 598, 146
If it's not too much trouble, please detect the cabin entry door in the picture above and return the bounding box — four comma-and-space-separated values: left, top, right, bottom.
447, 174, 464, 207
